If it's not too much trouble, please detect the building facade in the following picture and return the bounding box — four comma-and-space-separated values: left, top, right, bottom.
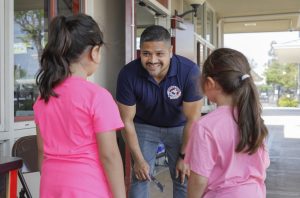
0, 0, 218, 157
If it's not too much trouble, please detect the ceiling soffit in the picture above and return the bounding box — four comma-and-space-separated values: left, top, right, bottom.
206, 0, 300, 33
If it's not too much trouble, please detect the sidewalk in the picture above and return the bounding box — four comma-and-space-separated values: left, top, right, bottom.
266, 125, 300, 198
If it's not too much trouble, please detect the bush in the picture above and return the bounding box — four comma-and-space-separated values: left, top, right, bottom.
278, 96, 299, 107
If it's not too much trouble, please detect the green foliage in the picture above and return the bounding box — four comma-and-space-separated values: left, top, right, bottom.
264, 61, 298, 89
14, 64, 27, 79
278, 96, 299, 107
15, 9, 45, 60
258, 84, 272, 92
15, 10, 44, 39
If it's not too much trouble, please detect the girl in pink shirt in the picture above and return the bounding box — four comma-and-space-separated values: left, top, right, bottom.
185, 48, 270, 198
34, 14, 126, 198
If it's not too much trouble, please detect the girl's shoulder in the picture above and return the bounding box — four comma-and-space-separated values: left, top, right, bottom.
68, 76, 109, 94
197, 106, 234, 130
62, 76, 114, 103
200, 106, 232, 121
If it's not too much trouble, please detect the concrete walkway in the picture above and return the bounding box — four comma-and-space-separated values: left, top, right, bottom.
263, 108, 300, 197
266, 125, 300, 198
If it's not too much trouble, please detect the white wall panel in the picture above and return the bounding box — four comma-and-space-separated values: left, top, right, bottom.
0, 0, 4, 132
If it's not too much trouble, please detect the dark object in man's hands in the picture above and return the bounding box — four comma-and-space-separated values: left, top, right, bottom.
150, 175, 164, 192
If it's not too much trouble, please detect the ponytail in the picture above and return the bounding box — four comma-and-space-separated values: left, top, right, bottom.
234, 77, 268, 154
36, 16, 71, 102
202, 48, 268, 155
36, 14, 104, 102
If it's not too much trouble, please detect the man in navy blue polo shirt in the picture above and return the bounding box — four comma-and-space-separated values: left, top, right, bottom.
116, 25, 203, 198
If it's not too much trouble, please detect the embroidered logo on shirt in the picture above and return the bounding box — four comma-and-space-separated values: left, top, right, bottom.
167, 86, 181, 99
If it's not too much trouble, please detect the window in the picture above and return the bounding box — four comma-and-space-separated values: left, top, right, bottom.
13, 0, 84, 127
14, 0, 46, 123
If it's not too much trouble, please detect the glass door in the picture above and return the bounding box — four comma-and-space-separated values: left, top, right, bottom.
13, 0, 84, 129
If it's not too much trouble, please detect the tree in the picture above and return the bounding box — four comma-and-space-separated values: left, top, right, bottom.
15, 9, 45, 61
264, 61, 298, 98
14, 64, 27, 80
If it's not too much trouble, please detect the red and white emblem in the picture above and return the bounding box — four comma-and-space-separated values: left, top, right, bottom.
167, 86, 181, 99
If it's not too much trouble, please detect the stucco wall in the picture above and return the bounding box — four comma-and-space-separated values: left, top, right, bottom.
88, 0, 125, 97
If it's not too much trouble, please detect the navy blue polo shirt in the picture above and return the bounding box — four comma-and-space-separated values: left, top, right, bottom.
116, 55, 202, 127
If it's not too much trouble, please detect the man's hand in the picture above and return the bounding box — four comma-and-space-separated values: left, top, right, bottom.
176, 158, 190, 184
133, 159, 151, 181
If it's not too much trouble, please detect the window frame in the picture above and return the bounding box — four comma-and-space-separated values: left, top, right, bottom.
206, 7, 214, 44
13, 0, 85, 130
13, 0, 47, 129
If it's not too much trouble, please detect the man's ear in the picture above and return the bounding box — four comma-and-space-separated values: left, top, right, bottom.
90, 45, 101, 63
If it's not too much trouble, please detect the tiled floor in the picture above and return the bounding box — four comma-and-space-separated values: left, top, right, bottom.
266, 125, 300, 198
150, 165, 172, 198
150, 124, 300, 198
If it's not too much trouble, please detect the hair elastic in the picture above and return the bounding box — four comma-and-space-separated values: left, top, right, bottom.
241, 74, 250, 81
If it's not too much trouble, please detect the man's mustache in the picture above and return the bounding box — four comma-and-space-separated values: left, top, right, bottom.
146, 62, 161, 65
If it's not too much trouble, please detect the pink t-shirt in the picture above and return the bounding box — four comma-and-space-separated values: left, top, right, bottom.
33, 76, 124, 198
185, 106, 270, 198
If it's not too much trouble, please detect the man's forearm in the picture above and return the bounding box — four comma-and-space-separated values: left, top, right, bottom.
121, 123, 144, 162
180, 120, 194, 154
181, 100, 203, 154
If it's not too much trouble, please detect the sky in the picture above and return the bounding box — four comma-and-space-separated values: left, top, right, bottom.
224, 31, 300, 75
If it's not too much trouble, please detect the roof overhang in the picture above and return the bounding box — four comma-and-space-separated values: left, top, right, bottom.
206, 0, 300, 33
273, 40, 300, 63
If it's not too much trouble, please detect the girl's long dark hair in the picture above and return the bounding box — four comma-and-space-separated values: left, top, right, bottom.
202, 48, 268, 154
36, 14, 103, 102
